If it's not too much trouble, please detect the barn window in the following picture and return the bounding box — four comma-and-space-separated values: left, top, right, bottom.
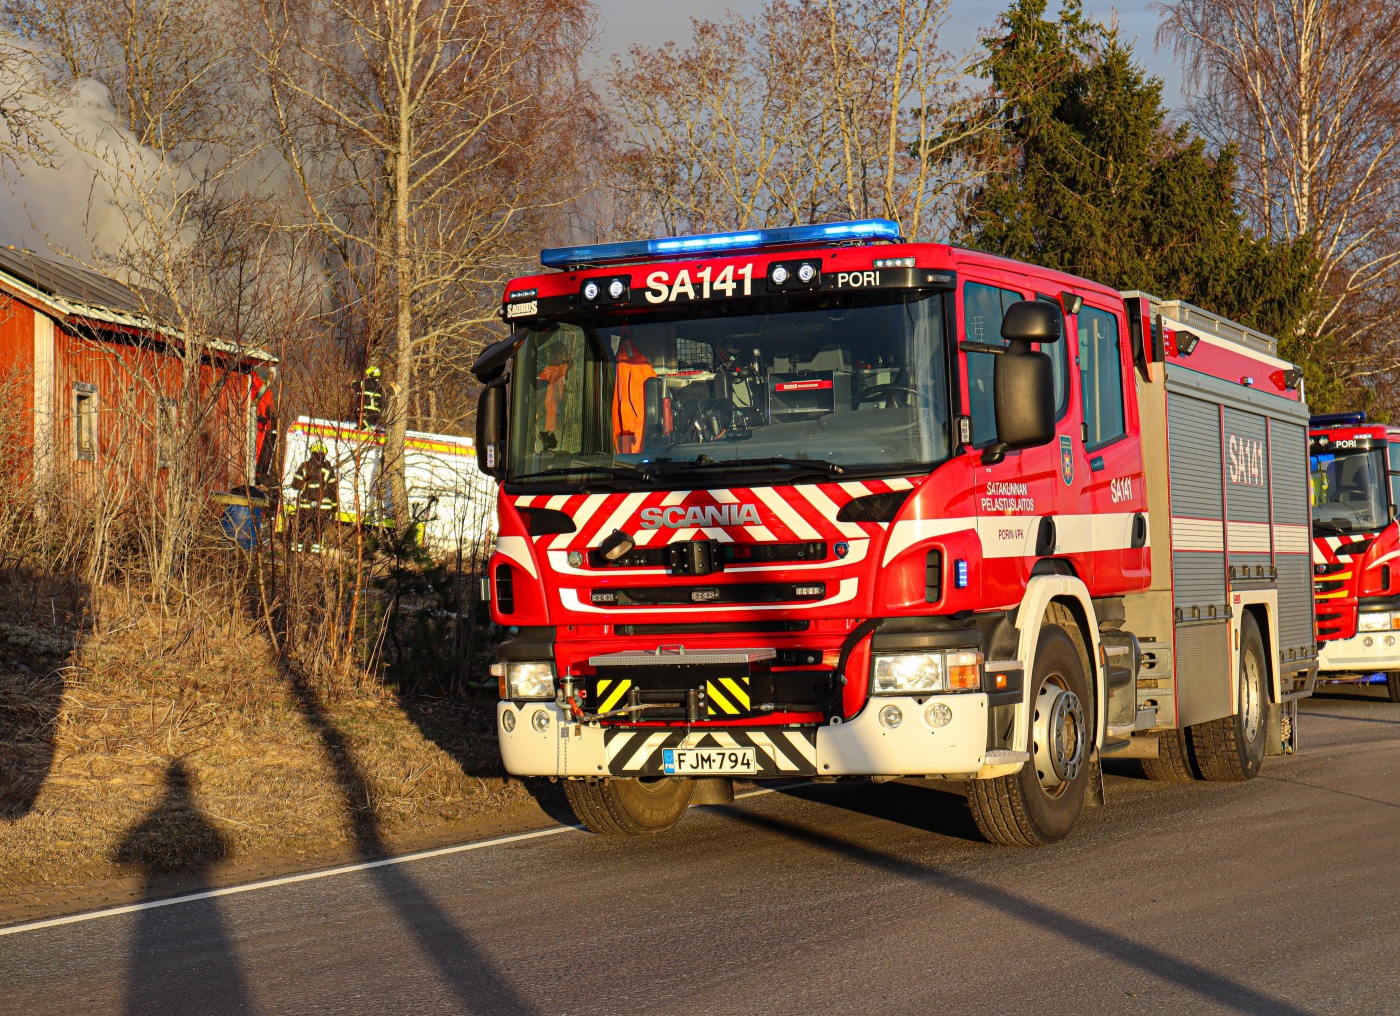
157, 399, 178, 468
73, 383, 98, 461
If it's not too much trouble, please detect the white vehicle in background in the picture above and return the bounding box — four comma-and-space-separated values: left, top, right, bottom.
281, 416, 497, 553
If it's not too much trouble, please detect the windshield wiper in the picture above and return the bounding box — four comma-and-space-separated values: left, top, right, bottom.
510, 464, 655, 484
652, 456, 845, 478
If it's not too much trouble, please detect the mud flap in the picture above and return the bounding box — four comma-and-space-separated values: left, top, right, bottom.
1085, 753, 1106, 807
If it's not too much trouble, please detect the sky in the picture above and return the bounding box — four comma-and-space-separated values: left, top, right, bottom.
588, 0, 1187, 108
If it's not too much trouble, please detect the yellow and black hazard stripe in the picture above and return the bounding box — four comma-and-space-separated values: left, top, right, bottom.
704, 676, 751, 717
594, 678, 632, 714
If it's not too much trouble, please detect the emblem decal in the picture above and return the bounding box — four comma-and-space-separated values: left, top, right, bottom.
1060, 434, 1075, 486
834, 541, 849, 559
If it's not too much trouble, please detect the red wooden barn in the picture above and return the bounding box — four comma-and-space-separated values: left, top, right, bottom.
0, 247, 274, 493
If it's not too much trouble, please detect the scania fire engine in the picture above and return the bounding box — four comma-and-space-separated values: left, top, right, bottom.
1310, 412, 1400, 702
472, 219, 1318, 846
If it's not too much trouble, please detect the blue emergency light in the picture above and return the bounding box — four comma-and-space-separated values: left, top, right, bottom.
540, 219, 902, 269
1310, 412, 1367, 427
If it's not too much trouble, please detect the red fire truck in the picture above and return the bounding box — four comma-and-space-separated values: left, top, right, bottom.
1310, 413, 1400, 702
473, 220, 1317, 845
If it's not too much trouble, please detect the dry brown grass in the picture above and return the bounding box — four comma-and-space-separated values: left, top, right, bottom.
0, 579, 528, 902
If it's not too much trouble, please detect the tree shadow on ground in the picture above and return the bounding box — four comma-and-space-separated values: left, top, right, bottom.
778, 779, 986, 842
0, 570, 87, 821
720, 806, 1320, 1016
284, 665, 538, 1014
115, 760, 251, 1016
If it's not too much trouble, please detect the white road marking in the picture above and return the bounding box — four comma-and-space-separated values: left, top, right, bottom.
1, 782, 817, 938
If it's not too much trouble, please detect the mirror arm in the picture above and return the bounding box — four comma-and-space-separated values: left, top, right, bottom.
983, 442, 1009, 465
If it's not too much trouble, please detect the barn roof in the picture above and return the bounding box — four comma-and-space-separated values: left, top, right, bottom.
0, 245, 275, 364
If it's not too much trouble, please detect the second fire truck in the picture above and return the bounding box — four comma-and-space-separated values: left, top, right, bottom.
1310, 412, 1400, 702
474, 220, 1318, 845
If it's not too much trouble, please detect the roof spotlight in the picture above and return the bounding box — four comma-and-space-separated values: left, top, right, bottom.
771, 264, 790, 285
798, 262, 816, 283
582, 280, 600, 302
608, 278, 625, 300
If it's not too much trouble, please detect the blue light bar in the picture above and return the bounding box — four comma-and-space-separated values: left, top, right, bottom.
1311, 412, 1368, 428
540, 219, 902, 269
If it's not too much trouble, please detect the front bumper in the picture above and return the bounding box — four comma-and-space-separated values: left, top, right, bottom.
1316, 629, 1400, 674
497, 694, 1020, 779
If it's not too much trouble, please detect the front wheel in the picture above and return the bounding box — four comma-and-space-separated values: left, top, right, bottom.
968, 616, 1092, 846
1387, 672, 1400, 704
563, 777, 694, 835
1190, 614, 1267, 781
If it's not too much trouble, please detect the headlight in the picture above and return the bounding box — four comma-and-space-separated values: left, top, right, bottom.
871, 650, 982, 695
1358, 612, 1395, 632
504, 661, 555, 699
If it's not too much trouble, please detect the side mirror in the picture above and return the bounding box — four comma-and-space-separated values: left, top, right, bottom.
1000, 300, 1061, 344
476, 384, 508, 478
986, 347, 1056, 463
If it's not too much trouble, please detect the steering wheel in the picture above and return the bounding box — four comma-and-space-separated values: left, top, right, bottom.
856, 383, 924, 408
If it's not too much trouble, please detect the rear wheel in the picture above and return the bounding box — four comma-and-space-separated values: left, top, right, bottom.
1141, 727, 1199, 782
968, 615, 1092, 846
563, 777, 694, 835
1387, 672, 1400, 704
1190, 614, 1267, 781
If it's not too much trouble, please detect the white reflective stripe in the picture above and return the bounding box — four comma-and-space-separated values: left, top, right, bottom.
1227, 520, 1272, 552
882, 518, 975, 565
754, 487, 821, 540
634, 528, 660, 546
839, 481, 873, 498
516, 495, 536, 507
976, 517, 1039, 559
1312, 541, 1327, 565
885, 478, 914, 490
974, 513, 1144, 559
551, 493, 606, 549
605, 731, 638, 762
661, 489, 691, 506
545, 494, 570, 511
745, 525, 778, 541
710, 488, 739, 503
623, 732, 671, 770
559, 577, 859, 615
1272, 524, 1309, 554
494, 535, 538, 578
795, 484, 866, 538
1051, 514, 1094, 554
1172, 517, 1224, 552
669, 527, 698, 542
592, 491, 650, 545
748, 731, 798, 771
779, 730, 818, 765
710, 731, 741, 749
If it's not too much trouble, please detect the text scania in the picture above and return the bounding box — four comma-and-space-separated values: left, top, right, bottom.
981, 481, 1036, 512
639, 504, 762, 529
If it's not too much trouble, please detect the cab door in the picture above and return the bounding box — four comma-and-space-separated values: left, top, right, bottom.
1076, 297, 1148, 591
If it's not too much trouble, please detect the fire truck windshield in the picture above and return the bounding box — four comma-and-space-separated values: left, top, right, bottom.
506, 292, 951, 486
1311, 446, 1390, 534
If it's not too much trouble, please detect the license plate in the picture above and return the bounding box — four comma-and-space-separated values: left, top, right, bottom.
662, 746, 757, 775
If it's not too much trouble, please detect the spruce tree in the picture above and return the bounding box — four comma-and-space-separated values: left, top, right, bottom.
960, 0, 1329, 400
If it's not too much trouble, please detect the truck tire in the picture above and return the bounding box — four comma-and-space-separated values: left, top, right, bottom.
1140, 728, 1199, 782
1190, 613, 1267, 781
1388, 673, 1400, 704
967, 617, 1092, 846
563, 777, 694, 835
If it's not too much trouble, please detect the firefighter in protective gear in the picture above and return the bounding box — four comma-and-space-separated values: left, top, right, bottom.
358, 366, 384, 428
291, 441, 338, 551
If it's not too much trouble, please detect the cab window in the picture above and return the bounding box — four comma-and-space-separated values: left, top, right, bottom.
963, 281, 1024, 444
1079, 305, 1126, 447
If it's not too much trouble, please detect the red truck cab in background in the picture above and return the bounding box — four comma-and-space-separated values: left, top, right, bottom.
472, 220, 1317, 845
1310, 413, 1400, 702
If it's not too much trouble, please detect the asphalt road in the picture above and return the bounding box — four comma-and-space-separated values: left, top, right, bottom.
4, 686, 1399, 1016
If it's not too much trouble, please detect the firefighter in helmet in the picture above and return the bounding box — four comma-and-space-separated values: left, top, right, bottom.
358, 365, 384, 428
291, 440, 339, 551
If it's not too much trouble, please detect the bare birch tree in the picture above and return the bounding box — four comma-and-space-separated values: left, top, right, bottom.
1157, 0, 1400, 389
254, 0, 592, 534
609, 0, 996, 241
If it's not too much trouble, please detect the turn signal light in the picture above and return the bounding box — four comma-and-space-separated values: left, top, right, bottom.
946, 650, 982, 691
